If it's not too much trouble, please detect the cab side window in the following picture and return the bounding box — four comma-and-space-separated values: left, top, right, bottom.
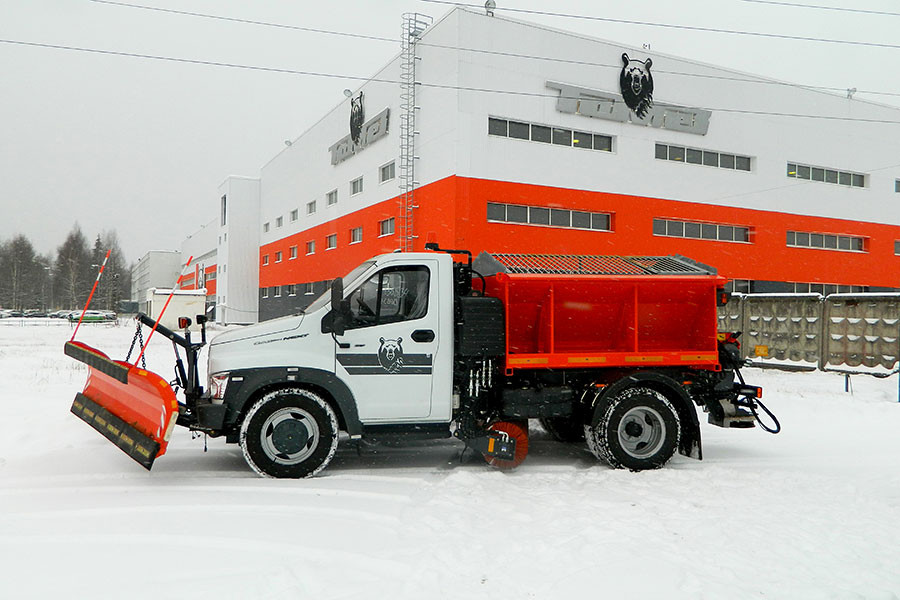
347, 266, 430, 329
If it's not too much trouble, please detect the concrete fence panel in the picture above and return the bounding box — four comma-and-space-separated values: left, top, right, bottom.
822, 294, 900, 373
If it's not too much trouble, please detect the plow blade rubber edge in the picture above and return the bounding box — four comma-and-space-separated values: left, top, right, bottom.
65, 341, 179, 470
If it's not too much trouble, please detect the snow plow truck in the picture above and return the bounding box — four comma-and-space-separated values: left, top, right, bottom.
66, 246, 778, 478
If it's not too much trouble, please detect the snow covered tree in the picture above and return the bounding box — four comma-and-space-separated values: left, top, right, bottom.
54, 225, 92, 310
96, 230, 130, 311
0, 235, 42, 310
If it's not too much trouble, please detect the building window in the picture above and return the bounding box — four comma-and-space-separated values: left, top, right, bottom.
350, 226, 363, 244
220, 195, 227, 226
380, 161, 395, 183
262, 254, 269, 266
307, 200, 316, 215
262, 287, 268, 299
895, 180, 900, 193
655, 143, 752, 171
275, 251, 283, 263
488, 117, 613, 153
306, 240, 315, 255
273, 286, 281, 298
896, 241, 900, 255
326, 234, 337, 250
379, 217, 395, 237
486, 202, 611, 232
290, 209, 298, 222
786, 230, 865, 252
351, 177, 364, 196
791, 282, 867, 294
276, 216, 283, 228
787, 162, 866, 187
327, 189, 338, 206
304, 282, 315, 295
289, 245, 297, 259
653, 218, 751, 243
263, 222, 270, 233
287, 284, 296, 296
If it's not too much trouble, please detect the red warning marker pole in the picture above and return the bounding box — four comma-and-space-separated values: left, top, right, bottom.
70, 249, 112, 342
132, 256, 193, 369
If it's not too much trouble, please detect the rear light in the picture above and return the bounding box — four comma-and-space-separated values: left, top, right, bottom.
209, 372, 230, 400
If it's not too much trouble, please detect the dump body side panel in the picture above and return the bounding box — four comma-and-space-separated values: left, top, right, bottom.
482, 272, 724, 372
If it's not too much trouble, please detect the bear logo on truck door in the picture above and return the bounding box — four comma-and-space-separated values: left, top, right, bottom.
378, 337, 404, 374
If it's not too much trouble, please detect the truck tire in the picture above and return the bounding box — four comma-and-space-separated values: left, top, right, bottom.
539, 416, 585, 443
240, 387, 339, 478
584, 387, 680, 471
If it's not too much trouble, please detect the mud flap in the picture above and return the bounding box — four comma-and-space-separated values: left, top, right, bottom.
65, 341, 179, 470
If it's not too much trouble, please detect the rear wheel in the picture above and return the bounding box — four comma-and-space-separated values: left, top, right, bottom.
585, 387, 680, 471
240, 387, 339, 478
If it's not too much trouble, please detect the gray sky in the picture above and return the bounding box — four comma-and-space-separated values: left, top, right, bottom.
1, 0, 896, 263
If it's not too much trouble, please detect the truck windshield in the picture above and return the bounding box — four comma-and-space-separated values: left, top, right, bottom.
301, 260, 376, 314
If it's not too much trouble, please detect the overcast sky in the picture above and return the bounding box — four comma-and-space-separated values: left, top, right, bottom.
1, 0, 896, 263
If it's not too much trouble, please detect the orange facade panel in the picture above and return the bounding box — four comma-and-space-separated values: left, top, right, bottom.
260, 175, 900, 290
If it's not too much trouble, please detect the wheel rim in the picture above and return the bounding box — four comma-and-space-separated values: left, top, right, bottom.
260, 407, 320, 465
617, 406, 666, 459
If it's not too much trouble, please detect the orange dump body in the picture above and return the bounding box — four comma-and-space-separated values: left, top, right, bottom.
65, 341, 179, 470
482, 269, 725, 373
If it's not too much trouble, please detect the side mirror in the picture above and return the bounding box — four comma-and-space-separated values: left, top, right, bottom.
329, 277, 348, 336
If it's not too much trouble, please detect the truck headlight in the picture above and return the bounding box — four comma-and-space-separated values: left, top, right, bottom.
209, 372, 230, 400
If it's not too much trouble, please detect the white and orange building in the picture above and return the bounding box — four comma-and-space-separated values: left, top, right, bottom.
175, 7, 900, 323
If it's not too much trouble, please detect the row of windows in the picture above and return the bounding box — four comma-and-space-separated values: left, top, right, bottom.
487, 201, 612, 232
652, 218, 751, 243
261, 283, 317, 299
488, 117, 613, 152
787, 163, 865, 188
261, 219, 394, 266
487, 205, 872, 254
726, 280, 869, 294
262, 162, 396, 233
655, 143, 752, 171
488, 118, 891, 191
786, 230, 865, 252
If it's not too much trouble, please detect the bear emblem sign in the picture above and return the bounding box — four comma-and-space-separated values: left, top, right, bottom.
619, 53, 654, 119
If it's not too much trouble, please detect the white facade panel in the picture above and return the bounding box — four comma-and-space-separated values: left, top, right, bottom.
451, 9, 900, 225
217, 176, 260, 324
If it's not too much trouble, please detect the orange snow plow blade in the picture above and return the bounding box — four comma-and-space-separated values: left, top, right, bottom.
65, 341, 179, 470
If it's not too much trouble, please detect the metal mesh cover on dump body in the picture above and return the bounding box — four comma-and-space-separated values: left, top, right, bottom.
472, 252, 716, 276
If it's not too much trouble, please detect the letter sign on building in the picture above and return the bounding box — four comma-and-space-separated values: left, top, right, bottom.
329, 92, 391, 165
547, 80, 711, 135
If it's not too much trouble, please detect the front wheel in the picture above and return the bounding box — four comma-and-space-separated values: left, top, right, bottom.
240, 387, 339, 478
585, 387, 680, 471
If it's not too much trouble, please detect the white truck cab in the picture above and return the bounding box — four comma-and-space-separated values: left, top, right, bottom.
206, 252, 458, 477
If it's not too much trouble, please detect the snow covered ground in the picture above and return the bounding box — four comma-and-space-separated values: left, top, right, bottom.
1, 320, 899, 599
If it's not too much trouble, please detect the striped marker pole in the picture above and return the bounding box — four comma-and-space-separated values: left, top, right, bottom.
70, 249, 112, 342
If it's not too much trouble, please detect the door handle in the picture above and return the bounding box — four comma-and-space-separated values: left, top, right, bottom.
411, 329, 435, 343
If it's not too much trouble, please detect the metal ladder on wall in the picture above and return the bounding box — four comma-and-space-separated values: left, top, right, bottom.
398, 13, 432, 252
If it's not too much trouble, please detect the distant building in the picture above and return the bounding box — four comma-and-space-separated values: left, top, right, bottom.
182, 7, 900, 322
130, 250, 181, 308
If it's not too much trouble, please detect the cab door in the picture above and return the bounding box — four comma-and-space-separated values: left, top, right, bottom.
335, 260, 440, 421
